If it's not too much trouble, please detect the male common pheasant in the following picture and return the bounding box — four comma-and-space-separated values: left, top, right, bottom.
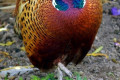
14, 0, 102, 79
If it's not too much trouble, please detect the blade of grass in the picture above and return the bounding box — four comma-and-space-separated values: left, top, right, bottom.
92, 46, 103, 54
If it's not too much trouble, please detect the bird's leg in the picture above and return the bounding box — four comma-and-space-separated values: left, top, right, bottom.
57, 67, 63, 80
58, 62, 73, 78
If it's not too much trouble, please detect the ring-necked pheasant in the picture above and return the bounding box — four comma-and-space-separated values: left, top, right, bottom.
14, 0, 102, 79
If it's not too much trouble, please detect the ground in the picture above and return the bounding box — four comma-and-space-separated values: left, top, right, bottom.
0, 1, 120, 80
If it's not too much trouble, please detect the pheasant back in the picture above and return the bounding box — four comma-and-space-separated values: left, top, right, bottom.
14, 0, 102, 70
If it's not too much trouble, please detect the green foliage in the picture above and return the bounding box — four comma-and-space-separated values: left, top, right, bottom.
30, 73, 56, 80
41, 73, 56, 80
63, 72, 88, 80
19, 77, 23, 80
4, 73, 8, 80
31, 75, 40, 80
24, 73, 88, 80
64, 77, 73, 80
4, 72, 88, 80
74, 72, 87, 80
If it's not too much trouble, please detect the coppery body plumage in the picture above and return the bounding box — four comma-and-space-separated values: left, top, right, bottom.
15, 0, 102, 74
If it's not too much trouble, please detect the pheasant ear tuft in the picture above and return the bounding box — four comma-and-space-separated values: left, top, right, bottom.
73, 0, 86, 9
52, 0, 69, 11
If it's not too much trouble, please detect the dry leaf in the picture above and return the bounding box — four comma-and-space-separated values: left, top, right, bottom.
0, 41, 15, 46
0, 51, 12, 59
20, 47, 25, 51
0, 59, 4, 63
87, 46, 109, 59
0, 27, 8, 32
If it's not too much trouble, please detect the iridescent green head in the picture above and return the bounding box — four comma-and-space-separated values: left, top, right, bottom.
52, 0, 86, 11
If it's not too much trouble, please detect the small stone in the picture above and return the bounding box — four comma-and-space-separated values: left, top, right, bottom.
79, 71, 84, 75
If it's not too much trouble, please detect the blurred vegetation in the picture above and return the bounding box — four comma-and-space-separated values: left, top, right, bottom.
3, 73, 88, 80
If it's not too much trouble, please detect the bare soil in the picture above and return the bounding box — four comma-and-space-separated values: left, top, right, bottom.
0, 1, 120, 80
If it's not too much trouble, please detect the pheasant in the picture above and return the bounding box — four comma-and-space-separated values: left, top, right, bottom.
14, 0, 102, 79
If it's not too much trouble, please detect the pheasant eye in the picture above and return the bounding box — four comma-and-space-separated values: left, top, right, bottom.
52, 0, 69, 11
73, 0, 86, 8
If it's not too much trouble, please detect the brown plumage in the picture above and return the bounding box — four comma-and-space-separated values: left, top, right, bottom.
14, 0, 102, 73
